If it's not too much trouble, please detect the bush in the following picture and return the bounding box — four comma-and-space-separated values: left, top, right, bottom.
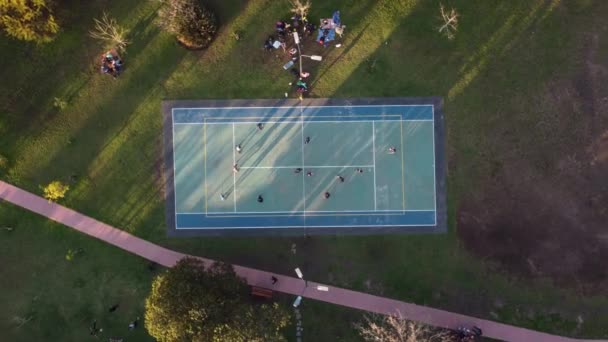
158, 0, 217, 49
0, 154, 8, 170
42, 181, 69, 202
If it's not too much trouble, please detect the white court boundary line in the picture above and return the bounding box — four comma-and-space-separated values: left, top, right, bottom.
180, 209, 433, 214
232, 123, 236, 212
372, 121, 377, 210
431, 106, 437, 225
300, 108, 307, 221
175, 119, 433, 125
172, 104, 434, 110
176, 223, 438, 229
171, 106, 438, 228
172, 112, 178, 220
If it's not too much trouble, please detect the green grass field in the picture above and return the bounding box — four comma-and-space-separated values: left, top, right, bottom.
1, 0, 608, 340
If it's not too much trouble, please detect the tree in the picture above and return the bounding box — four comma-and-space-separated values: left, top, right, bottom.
0, 0, 59, 43
145, 258, 290, 342
157, 0, 217, 49
355, 313, 455, 342
438, 4, 459, 40
42, 181, 69, 202
89, 12, 130, 52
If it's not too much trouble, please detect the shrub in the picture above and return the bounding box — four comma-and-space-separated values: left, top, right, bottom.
42, 181, 69, 202
0, 154, 8, 170
0, 0, 59, 43
53, 97, 67, 111
158, 0, 217, 49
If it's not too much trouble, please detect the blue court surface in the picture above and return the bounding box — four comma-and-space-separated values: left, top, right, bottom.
163, 98, 446, 236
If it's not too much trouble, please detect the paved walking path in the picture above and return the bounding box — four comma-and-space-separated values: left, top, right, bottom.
0, 180, 604, 342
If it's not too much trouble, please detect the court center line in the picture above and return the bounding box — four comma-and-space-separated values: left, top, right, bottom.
239, 165, 374, 169
372, 121, 377, 211
232, 123, 236, 212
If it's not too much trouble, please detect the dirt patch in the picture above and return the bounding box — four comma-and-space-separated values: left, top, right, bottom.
458, 24, 608, 292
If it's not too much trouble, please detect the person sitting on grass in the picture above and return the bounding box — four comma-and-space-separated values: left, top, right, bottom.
100, 50, 124, 78
296, 79, 308, 93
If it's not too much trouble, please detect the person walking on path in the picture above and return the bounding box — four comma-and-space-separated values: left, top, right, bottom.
271, 276, 278, 284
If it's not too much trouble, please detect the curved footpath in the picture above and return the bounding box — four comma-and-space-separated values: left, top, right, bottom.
0, 180, 604, 342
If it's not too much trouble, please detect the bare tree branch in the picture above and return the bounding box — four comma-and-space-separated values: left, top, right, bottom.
438, 4, 459, 40
355, 313, 456, 342
90, 12, 130, 52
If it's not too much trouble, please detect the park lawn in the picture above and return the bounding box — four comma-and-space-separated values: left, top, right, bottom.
1, 0, 608, 340
0, 201, 361, 342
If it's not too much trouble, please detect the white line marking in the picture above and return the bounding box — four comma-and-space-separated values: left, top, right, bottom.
176, 223, 438, 229
174, 119, 433, 125
431, 105, 437, 225
239, 165, 374, 169
172, 104, 434, 110
178, 209, 433, 214
172, 109, 178, 225
232, 123, 236, 212
300, 110, 306, 220
372, 121, 377, 211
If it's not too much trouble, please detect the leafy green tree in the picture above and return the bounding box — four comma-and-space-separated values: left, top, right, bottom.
0, 0, 59, 43
42, 180, 69, 202
145, 258, 290, 342
157, 0, 217, 49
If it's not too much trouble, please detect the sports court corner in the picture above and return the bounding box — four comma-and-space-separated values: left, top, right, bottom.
161, 98, 447, 236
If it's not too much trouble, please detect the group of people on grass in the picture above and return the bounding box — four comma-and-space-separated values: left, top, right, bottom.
263, 10, 346, 98
100, 50, 124, 78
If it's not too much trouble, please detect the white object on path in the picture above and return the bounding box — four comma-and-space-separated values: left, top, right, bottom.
295, 267, 304, 279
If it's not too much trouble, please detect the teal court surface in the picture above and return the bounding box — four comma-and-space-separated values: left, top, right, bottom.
163, 98, 446, 236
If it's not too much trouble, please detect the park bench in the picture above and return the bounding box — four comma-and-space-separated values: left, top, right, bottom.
251, 286, 273, 299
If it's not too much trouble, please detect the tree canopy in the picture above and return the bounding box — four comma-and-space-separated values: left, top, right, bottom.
145, 258, 290, 342
157, 0, 217, 49
0, 0, 59, 43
